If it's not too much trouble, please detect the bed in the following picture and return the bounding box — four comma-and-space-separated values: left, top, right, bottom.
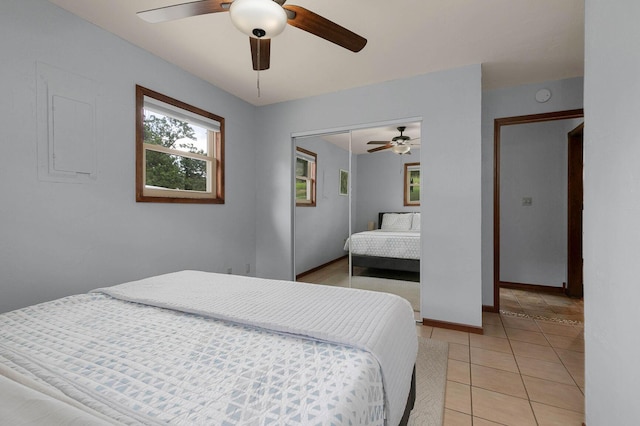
0, 270, 418, 425
346, 212, 420, 274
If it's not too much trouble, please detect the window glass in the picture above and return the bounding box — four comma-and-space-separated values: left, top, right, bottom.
409, 169, 420, 202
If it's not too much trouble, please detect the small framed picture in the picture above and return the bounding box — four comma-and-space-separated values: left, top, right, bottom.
339, 169, 349, 196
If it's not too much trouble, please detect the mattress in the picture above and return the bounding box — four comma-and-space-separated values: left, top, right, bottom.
0, 271, 418, 425
345, 230, 421, 260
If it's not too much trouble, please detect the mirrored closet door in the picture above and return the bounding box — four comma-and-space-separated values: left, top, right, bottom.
293, 131, 352, 288
294, 122, 422, 317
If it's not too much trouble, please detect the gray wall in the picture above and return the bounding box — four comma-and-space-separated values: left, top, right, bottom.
255, 66, 483, 327
584, 0, 640, 423
0, 0, 258, 313
500, 119, 582, 287
294, 137, 350, 274
354, 150, 421, 233
481, 77, 584, 305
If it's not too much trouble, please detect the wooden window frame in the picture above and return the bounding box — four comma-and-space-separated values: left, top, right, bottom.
295, 147, 317, 207
135, 85, 224, 204
404, 162, 420, 206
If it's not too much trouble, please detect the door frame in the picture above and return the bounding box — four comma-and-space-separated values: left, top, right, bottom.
566, 122, 584, 298
493, 109, 584, 311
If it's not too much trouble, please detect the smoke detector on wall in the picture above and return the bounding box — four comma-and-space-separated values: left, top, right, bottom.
535, 88, 552, 103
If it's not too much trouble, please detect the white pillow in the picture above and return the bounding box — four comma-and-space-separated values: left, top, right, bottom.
380, 213, 413, 231
411, 213, 421, 231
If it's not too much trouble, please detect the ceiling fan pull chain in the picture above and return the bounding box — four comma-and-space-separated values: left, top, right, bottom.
256, 39, 261, 98
257, 68, 261, 98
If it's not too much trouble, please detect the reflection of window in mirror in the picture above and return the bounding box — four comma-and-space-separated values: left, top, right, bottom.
135, 85, 225, 204
339, 169, 348, 196
295, 147, 317, 207
404, 162, 420, 206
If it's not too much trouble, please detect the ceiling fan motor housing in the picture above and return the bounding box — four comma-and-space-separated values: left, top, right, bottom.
392, 126, 410, 144
230, 0, 288, 39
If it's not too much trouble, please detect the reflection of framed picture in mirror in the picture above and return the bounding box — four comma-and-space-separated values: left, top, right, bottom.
404, 162, 420, 206
339, 169, 348, 196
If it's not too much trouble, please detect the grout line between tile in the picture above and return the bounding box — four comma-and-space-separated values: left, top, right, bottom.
501, 313, 540, 424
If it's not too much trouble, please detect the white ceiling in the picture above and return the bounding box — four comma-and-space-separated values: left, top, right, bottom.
46, 0, 584, 154
48, 0, 585, 109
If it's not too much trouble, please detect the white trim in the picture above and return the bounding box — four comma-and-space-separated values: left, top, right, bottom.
144, 96, 221, 131
290, 116, 423, 139
143, 143, 211, 162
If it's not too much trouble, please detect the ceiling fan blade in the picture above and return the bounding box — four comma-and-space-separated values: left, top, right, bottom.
283, 5, 367, 52
250, 37, 271, 70
367, 141, 390, 145
367, 144, 392, 153
137, 0, 230, 24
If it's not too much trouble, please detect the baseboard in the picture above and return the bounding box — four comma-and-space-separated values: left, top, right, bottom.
500, 281, 565, 294
482, 305, 499, 313
296, 255, 348, 280
422, 318, 483, 335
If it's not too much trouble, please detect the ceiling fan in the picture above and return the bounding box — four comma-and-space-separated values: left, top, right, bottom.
137, 0, 367, 71
367, 126, 420, 155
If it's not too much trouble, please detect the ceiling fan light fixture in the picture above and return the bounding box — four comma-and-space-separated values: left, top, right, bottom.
392, 145, 411, 155
230, 0, 288, 39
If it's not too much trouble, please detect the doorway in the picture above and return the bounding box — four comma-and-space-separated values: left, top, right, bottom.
493, 109, 584, 311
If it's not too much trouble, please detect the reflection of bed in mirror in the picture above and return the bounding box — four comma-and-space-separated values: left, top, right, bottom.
346, 212, 420, 274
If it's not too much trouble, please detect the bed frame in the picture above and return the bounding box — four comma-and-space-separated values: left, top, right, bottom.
399, 366, 417, 425
351, 212, 421, 274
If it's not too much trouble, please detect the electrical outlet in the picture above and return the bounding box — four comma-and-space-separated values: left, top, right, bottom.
522, 197, 533, 206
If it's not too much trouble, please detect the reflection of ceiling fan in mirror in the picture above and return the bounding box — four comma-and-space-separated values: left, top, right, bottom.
137, 0, 367, 71
367, 126, 420, 155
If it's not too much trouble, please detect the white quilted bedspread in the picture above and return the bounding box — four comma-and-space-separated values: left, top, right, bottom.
1, 293, 384, 425
0, 271, 417, 426
94, 271, 418, 425
344, 231, 421, 260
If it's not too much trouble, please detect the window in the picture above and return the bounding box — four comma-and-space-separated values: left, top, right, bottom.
136, 85, 224, 203
339, 169, 349, 196
404, 162, 420, 206
296, 147, 316, 207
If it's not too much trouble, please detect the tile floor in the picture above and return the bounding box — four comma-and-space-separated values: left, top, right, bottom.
499, 287, 584, 324
426, 288, 585, 425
